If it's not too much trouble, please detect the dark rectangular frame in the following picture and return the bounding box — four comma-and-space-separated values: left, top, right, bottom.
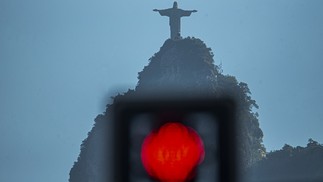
112, 96, 237, 182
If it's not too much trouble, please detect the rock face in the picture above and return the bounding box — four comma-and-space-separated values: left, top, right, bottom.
69, 37, 265, 181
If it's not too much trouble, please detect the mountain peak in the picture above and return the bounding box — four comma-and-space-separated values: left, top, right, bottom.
136, 37, 219, 92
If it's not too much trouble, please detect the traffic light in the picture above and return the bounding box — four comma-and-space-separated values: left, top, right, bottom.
112, 95, 237, 182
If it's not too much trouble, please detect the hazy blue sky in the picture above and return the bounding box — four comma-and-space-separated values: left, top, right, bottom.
1, 0, 323, 181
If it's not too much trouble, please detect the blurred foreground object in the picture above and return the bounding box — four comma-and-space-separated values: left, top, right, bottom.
112, 95, 237, 182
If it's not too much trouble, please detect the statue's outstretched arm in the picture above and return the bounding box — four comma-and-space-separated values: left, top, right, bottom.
181, 9, 197, 17
153, 8, 171, 16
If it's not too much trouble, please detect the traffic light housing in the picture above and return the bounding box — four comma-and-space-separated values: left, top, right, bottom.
112, 95, 237, 182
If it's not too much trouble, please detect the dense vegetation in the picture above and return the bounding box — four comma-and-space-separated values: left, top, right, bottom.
136, 37, 265, 168
69, 37, 265, 181
248, 139, 323, 181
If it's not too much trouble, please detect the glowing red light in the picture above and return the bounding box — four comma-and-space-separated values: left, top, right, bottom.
141, 122, 205, 182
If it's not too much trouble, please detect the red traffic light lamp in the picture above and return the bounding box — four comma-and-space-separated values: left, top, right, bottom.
141, 122, 205, 182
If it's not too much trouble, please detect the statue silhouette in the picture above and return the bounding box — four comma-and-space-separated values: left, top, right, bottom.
154, 2, 197, 40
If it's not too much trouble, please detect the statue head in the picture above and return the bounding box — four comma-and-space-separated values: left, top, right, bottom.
173, 1, 178, 9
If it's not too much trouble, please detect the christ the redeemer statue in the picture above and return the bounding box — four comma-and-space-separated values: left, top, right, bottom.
154, 2, 197, 40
